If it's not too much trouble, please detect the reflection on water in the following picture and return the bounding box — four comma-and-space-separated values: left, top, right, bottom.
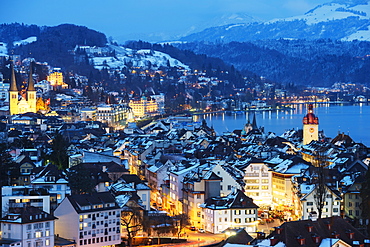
194, 103, 370, 146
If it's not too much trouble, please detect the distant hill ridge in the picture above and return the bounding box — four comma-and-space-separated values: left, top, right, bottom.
179, 0, 370, 42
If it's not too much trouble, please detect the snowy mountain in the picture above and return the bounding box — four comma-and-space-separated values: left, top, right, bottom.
91, 45, 190, 70
180, 0, 370, 42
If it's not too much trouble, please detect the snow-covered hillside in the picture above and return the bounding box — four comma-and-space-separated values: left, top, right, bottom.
92, 45, 190, 70
270, 2, 370, 25
180, 0, 370, 42
13, 36, 37, 46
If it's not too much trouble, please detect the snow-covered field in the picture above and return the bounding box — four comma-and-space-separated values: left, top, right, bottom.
92, 45, 189, 70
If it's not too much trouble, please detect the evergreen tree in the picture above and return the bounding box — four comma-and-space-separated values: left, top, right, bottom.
68, 165, 96, 194
49, 132, 69, 170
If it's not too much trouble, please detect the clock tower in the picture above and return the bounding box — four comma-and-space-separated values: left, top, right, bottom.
303, 104, 319, 145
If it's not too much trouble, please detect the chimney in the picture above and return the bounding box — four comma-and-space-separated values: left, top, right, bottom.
324, 221, 332, 231
346, 230, 355, 240
311, 233, 321, 244
296, 236, 305, 246
331, 231, 340, 239
275, 226, 283, 235
305, 223, 313, 232
270, 238, 279, 246
102, 165, 107, 172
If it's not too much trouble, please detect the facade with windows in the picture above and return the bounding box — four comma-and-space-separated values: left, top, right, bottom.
1, 186, 51, 217
201, 190, 259, 234
54, 192, 121, 247
243, 160, 273, 206
343, 177, 363, 220
0, 206, 56, 247
300, 185, 341, 220
95, 104, 133, 127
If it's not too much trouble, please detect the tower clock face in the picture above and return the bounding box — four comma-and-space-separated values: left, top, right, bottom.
309, 127, 315, 133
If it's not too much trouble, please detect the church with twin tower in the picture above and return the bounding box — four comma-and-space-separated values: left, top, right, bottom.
9, 63, 37, 115
302, 104, 319, 145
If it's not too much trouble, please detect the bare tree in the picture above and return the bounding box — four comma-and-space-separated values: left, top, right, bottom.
174, 213, 190, 238
313, 148, 329, 219
121, 203, 144, 247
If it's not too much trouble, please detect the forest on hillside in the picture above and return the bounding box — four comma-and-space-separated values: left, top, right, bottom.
175, 39, 370, 86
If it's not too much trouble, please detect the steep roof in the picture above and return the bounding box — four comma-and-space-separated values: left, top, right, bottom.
267, 216, 368, 247
202, 189, 258, 210
1, 206, 56, 224
66, 192, 119, 213
27, 63, 35, 91
9, 63, 18, 91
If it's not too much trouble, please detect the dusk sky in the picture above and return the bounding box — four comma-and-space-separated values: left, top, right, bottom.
2, 0, 329, 42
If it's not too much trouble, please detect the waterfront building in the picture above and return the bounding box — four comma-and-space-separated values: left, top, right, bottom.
95, 104, 133, 128
129, 96, 159, 118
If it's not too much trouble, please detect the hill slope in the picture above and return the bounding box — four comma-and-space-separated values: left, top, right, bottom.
180, 0, 370, 42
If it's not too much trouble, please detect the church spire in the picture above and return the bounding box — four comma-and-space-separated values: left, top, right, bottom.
252, 113, 258, 129
9, 63, 18, 91
27, 62, 35, 91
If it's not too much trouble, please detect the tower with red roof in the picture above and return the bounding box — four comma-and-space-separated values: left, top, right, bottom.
303, 104, 319, 145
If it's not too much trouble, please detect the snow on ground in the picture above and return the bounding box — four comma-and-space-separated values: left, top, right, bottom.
13, 36, 37, 46
342, 24, 370, 41
92, 45, 190, 70
225, 24, 246, 31
0, 42, 7, 56
268, 3, 370, 25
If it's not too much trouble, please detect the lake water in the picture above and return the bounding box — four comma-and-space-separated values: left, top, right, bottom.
193, 103, 370, 146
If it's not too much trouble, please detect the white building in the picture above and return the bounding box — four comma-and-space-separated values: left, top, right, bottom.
243, 160, 273, 206
54, 192, 121, 247
0, 206, 56, 247
300, 184, 341, 220
201, 190, 259, 234
0, 72, 9, 104
1, 186, 51, 217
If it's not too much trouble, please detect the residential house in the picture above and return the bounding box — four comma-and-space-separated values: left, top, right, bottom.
0, 206, 56, 247
54, 192, 121, 247
201, 189, 259, 234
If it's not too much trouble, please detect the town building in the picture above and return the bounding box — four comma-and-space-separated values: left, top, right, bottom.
302, 104, 319, 145
47, 68, 68, 90
129, 96, 159, 118
54, 192, 121, 247
0, 206, 56, 247
9, 64, 37, 115
201, 189, 259, 234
